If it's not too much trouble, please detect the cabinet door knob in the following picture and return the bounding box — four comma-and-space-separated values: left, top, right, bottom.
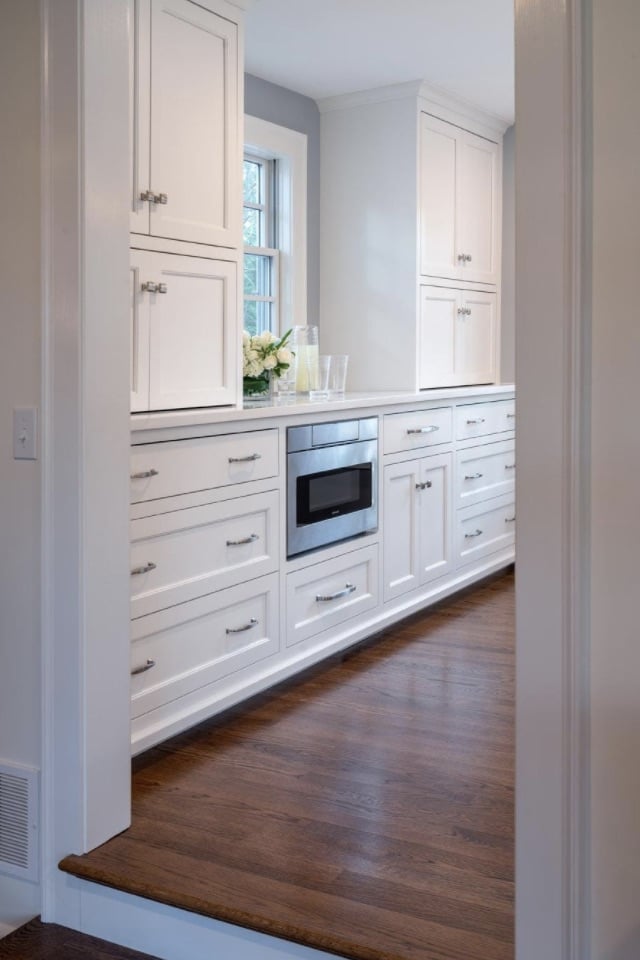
131, 658, 156, 676
131, 561, 157, 576
141, 281, 158, 293
139, 189, 155, 202
457, 254, 466, 263
225, 617, 258, 635
465, 254, 473, 263
415, 480, 433, 491
130, 468, 159, 480
457, 308, 466, 316
315, 583, 356, 603
153, 192, 168, 204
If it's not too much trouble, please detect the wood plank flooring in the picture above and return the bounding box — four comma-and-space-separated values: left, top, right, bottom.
0, 918, 160, 959
60, 570, 515, 960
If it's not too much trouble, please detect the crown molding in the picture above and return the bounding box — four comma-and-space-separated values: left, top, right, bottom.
317, 80, 423, 114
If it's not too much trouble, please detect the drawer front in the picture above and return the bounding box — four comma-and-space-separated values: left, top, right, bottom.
286, 544, 379, 648
455, 399, 515, 441
456, 495, 516, 567
130, 429, 279, 504
130, 490, 279, 619
455, 439, 516, 508
131, 573, 279, 719
383, 407, 453, 455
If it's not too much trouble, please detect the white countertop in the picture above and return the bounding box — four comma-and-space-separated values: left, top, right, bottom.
130, 384, 516, 436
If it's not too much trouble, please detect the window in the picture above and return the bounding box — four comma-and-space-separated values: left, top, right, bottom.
243, 116, 308, 336
243, 154, 278, 336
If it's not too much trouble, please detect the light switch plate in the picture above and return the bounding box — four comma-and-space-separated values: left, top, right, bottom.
13, 407, 38, 460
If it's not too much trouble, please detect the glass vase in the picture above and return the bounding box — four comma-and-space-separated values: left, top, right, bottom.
242, 371, 274, 403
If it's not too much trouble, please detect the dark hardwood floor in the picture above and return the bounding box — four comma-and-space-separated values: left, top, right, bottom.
60, 570, 515, 960
0, 918, 160, 959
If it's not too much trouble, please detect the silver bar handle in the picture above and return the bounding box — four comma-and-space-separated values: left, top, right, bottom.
507, 412, 516, 419
226, 533, 259, 546
228, 452, 262, 463
415, 480, 433, 490
225, 617, 258, 635
130, 468, 159, 480
407, 425, 439, 435
315, 583, 356, 603
464, 529, 483, 539
464, 472, 483, 480
466, 418, 486, 425
131, 658, 156, 676
131, 561, 157, 576
505, 463, 516, 470
505, 516, 516, 523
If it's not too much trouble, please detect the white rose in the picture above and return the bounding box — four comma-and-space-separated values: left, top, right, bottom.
249, 360, 263, 377
256, 331, 274, 348
276, 348, 292, 365
247, 349, 259, 362
263, 354, 277, 370
242, 331, 250, 347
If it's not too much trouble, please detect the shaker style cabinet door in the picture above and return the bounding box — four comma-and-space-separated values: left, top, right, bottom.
131, 249, 237, 411
419, 113, 500, 286
417, 452, 453, 586
418, 285, 496, 388
130, 0, 240, 247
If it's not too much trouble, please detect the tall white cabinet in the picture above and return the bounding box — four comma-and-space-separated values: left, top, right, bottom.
128, 0, 243, 412
320, 82, 508, 392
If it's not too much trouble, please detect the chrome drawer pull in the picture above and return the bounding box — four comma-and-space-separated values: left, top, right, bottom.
225, 617, 258, 635
130, 468, 159, 480
407, 425, 439, 435
464, 529, 483, 539
505, 463, 516, 470
464, 472, 483, 480
316, 583, 356, 603
505, 516, 516, 523
228, 452, 262, 463
131, 658, 156, 676
466, 418, 486, 425
506, 413, 516, 419
415, 480, 433, 491
131, 561, 157, 576
226, 533, 259, 546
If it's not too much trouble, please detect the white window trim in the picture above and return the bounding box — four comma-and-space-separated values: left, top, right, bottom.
244, 114, 308, 330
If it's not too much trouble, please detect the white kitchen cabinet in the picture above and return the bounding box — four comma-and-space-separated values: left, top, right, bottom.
456, 494, 515, 568
320, 83, 506, 392
418, 285, 497, 388
419, 114, 500, 286
383, 451, 453, 602
129, 0, 240, 248
130, 248, 237, 411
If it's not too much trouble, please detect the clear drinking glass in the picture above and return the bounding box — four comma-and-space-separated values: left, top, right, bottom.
309, 355, 331, 400
327, 355, 349, 397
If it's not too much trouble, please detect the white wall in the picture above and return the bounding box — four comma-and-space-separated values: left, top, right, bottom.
590, 2, 640, 957
0, 0, 42, 929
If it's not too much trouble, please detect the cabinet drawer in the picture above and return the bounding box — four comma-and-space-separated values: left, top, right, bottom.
456, 495, 515, 567
130, 490, 279, 619
130, 429, 278, 503
383, 407, 453, 454
130, 573, 279, 719
455, 399, 515, 441
286, 544, 379, 648
455, 439, 516, 508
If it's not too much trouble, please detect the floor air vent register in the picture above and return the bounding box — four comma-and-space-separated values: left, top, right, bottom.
0, 761, 39, 882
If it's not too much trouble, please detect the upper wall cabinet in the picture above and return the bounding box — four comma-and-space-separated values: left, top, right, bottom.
129, 0, 241, 248
420, 114, 500, 286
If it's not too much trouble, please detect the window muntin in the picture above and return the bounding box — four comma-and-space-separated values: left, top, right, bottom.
243, 155, 278, 336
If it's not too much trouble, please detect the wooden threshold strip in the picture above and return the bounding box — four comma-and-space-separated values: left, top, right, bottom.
60, 570, 515, 960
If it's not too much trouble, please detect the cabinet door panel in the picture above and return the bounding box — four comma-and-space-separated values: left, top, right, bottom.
457, 131, 499, 284
132, 250, 236, 410
149, 0, 239, 246
383, 460, 421, 601
418, 286, 460, 388
418, 452, 453, 585
129, 0, 151, 234
419, 114, 460, 281
457, 291, 497, 385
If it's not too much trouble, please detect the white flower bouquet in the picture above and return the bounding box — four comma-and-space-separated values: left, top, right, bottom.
242, 328, 294, 397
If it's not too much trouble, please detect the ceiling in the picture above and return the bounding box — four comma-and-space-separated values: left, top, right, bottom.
244, 0, 515, 123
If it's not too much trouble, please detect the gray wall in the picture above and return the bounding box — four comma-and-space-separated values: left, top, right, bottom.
244, 74, 321, 327
501, 124, 515, 383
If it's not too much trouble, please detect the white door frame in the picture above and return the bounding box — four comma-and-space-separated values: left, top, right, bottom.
40, 0, 592, 956
515, 1, 590, 958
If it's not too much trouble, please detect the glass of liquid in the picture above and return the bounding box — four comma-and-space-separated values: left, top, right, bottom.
293, 326, 319, 394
